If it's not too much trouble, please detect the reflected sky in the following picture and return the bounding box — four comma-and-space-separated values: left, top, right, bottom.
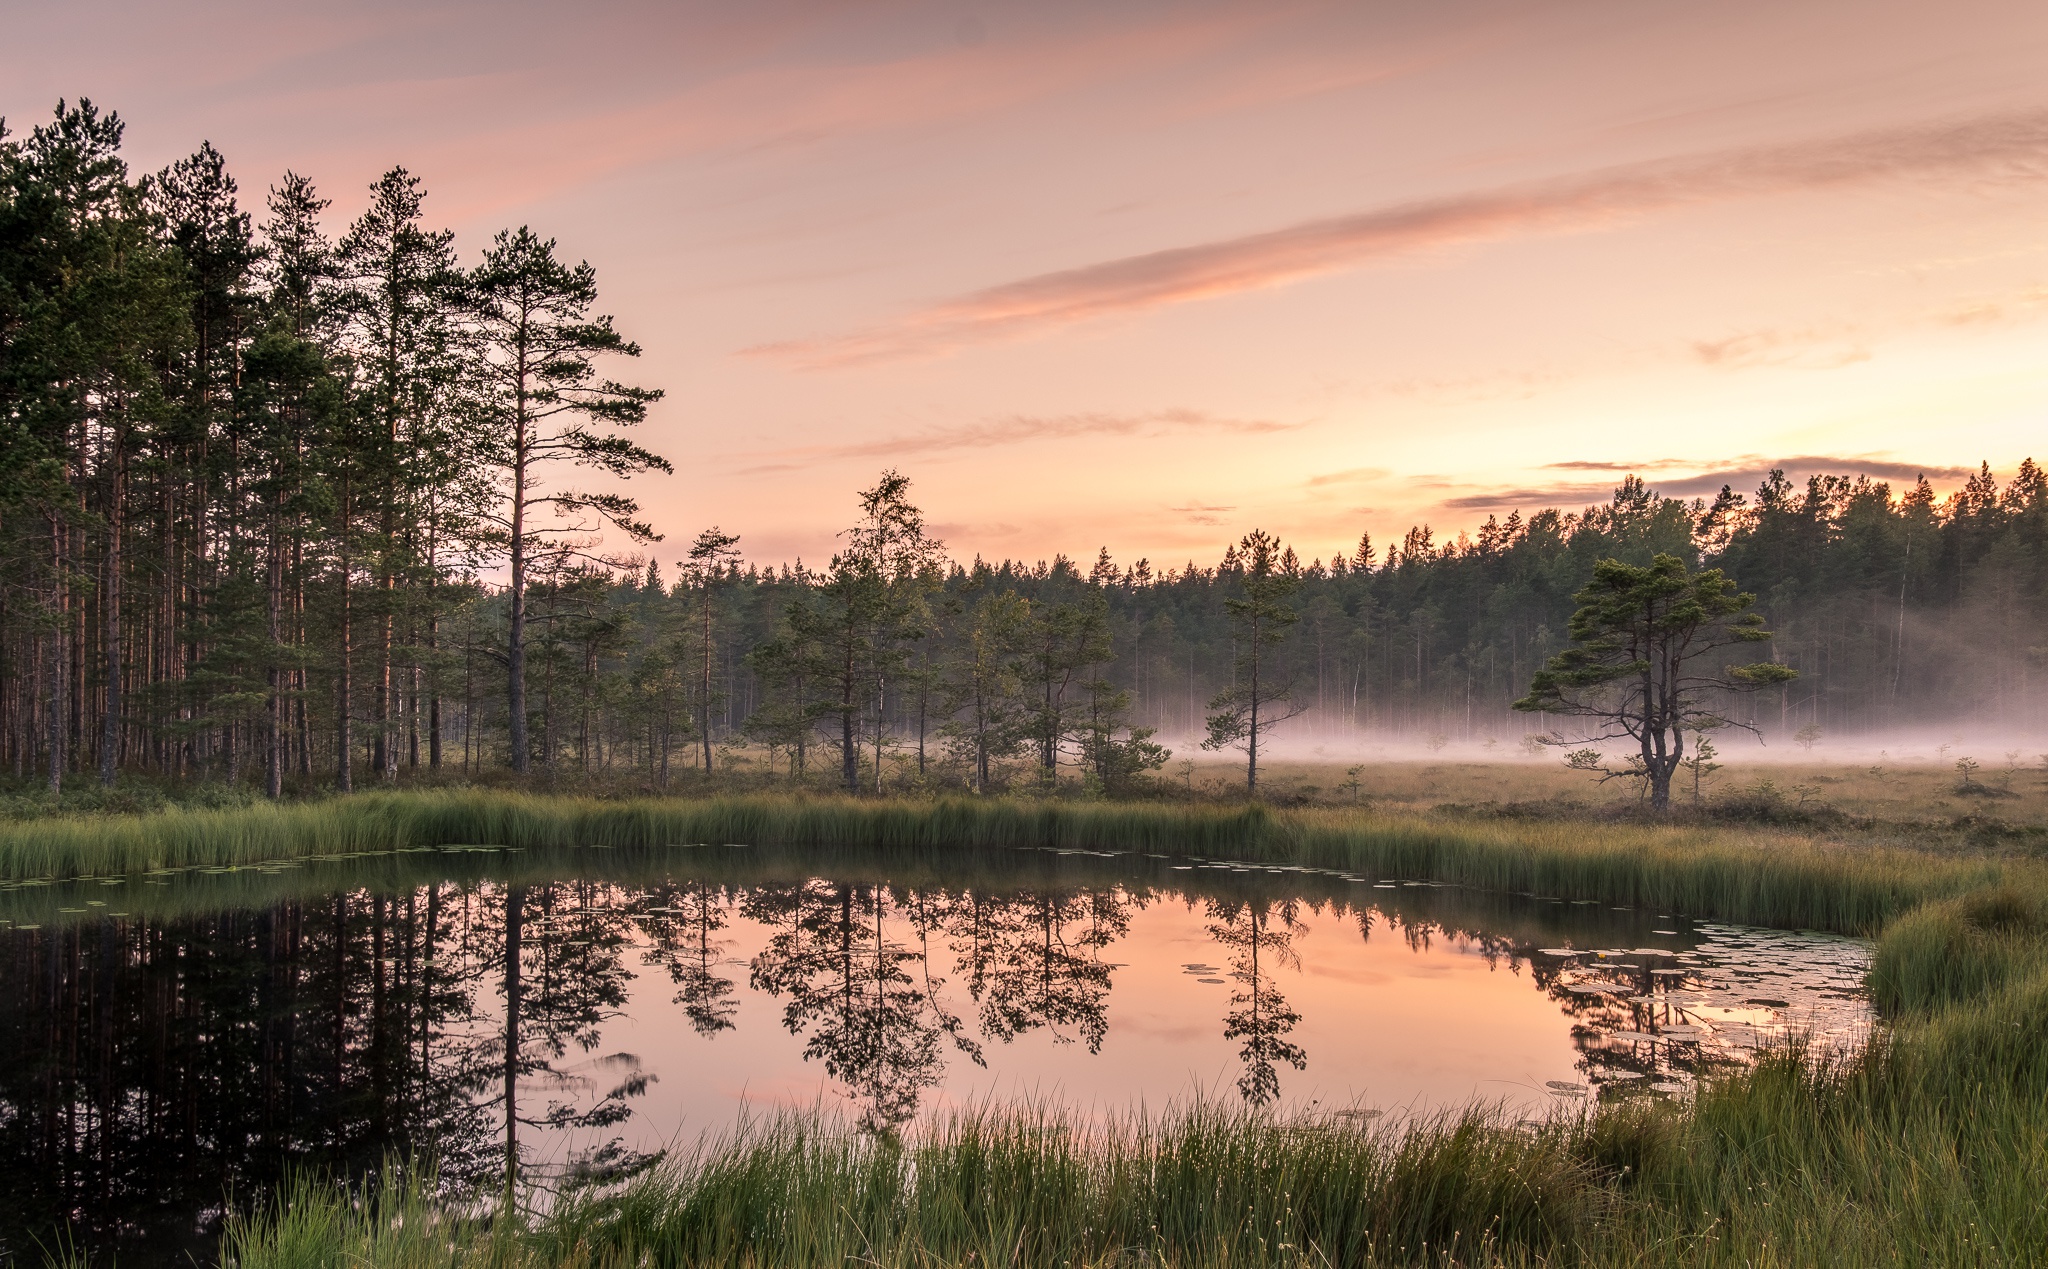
0, 844, 1872, 1265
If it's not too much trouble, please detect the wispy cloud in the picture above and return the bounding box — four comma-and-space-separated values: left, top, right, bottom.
731, 408, 1293, 473
755, 108, 2048, 367
1441, 454, 1981, 510
1170, 501, 1236, 526
1543, 458, 1698, 472
1690, 328, 1874, 370
1306, 466, 1393, 488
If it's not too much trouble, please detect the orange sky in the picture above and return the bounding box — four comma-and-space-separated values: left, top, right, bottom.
11, 0, 2048, 568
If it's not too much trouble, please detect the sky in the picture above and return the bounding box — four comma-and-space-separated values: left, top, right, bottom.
8, 0, 2048, 569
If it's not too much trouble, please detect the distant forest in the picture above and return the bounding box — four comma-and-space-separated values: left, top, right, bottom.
5, 102, 2046, 795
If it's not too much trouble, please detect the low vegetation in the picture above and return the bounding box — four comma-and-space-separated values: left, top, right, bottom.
0, 784, 2018, 1267
0, 788, 2025, 936
213, 845, 2048, 1268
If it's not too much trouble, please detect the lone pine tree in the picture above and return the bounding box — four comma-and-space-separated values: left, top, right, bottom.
1515, 553, 1796, 810
1203, 529, 1304, 793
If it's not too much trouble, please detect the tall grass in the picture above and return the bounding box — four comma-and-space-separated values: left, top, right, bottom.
2, 790, 2032, 934
217, 963, 2048, 1269
220, 982, 2048, 1269
22, 791, 2046, 1267
219, 1101, 1612, 1269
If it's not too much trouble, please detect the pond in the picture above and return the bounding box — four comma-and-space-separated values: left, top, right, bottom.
0, 842, 1874, 1266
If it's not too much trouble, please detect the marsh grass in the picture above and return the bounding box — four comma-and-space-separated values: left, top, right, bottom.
220, 988, 2048, 1269
217, 974, 2048, 1269
221, 1101, 1612, 1269
26, 791, 2048, 1267
1, 790, 2032, 935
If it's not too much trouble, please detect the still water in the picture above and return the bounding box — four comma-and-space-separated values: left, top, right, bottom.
0, 842, 1872, 1264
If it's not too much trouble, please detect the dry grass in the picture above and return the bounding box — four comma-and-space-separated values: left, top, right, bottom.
1201, 755, 2048, 823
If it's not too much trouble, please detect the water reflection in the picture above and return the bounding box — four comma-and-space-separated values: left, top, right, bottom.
0, 889, 495, 1266
1207, 898, 1306, 1105
746, 881, 983, 1132
950, 888, 1123, 1053
641, 880, 740, 1036
0, 848, 1873, 1266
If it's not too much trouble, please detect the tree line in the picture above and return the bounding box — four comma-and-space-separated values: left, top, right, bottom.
2, 101, 664, 796
6, 101, 2045, 800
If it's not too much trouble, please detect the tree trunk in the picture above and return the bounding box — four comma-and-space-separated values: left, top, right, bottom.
502, 884, 523, 1192
507, 350, 530, 774
48, 515, 66, 794
701, 592, 715, 773
101, 447, 124, 788
337, 482, 354, 794
428, 604, 442, 767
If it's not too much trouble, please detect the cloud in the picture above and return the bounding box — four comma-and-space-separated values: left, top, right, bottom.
1690, 329, 1873, 370
1937, 285, 2048, 328
1542, 459, 1697, 472
1439, 455, 1982, 510
1170, 501, 1236, 526
755, 107, 2048, 367
1306, 466, 1393, 488
732, 408, 1294, 471
1438, 485, 1616, 511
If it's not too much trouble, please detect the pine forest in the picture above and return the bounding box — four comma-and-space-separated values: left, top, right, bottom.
5, 101, 2047, 800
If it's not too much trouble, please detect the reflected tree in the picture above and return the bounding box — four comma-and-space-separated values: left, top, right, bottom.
0, 890, 494, 1262
748, 881, 980, 1130
476, 881, 651, 1192
949, 888, 1128, 1053
1206, 898, 1308, 1106
641, 881, 739, 1035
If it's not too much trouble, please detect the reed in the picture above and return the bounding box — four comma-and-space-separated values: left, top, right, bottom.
4, 790, 2036, 934
220, 979, 2048, 1269
22, 791, 2045, 1267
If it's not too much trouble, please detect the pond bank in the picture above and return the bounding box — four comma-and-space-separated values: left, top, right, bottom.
12, 791, 2040, 1267
0, 790, 2025, 933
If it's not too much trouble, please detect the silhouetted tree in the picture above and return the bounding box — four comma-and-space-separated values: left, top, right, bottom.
1203, 530, 1304, 792
463, 226, 666, 773
1515, 554, 1796, 809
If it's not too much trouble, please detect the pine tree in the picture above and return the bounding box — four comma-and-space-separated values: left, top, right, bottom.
1203, 530, 1304, 792
1514, 554, 1797, 810
336, 168, 460, 781
683, 527, 741, 772
463, 226, 666, 773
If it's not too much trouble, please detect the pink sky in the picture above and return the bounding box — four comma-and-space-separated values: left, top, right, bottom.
10, 0, 2048, 568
